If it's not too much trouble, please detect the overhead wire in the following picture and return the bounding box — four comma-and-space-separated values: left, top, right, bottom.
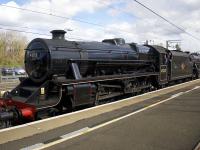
0, 26, 50, 36
0, 23, 46, 31
0, 26, 86, 41
95, 0, 200, 42
132, 0, 200, 41
94, 0, 200, 46
1, 1, 199, 43
0, 22, 72, 33
0, 3, 133, 35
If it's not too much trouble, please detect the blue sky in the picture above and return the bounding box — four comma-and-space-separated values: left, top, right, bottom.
0, 0, 27, 5
73, 7, 137, 28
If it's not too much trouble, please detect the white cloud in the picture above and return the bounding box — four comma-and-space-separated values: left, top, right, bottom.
118, 0, 200, 51
0, 1, 21, 24
0, 0, 200, 51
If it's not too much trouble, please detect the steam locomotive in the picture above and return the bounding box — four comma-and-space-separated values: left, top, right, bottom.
0, 30, 199, 128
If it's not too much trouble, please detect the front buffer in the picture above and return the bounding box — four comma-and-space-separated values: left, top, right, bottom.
0, 98, 36, 128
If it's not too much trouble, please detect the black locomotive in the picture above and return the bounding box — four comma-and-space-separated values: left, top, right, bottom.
0, 30, 199, 128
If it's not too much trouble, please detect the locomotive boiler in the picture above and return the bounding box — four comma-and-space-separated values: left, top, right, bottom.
25, 30, 154, 83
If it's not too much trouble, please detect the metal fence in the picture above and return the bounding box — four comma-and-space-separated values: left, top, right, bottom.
0, 75, 26, 83
0, 74, 27, 93
0, 81, 19, 91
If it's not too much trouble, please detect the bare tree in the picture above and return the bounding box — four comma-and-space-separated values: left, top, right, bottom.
0, 31, 27, 67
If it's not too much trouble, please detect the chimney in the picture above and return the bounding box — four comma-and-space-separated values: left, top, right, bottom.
51, 30, 66, 40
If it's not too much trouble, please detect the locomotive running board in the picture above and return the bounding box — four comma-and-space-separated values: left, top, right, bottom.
68, 59, 154, 66
53, 72, 158, 85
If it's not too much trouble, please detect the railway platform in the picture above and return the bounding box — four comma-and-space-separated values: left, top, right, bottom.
0, 79, 200, 150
